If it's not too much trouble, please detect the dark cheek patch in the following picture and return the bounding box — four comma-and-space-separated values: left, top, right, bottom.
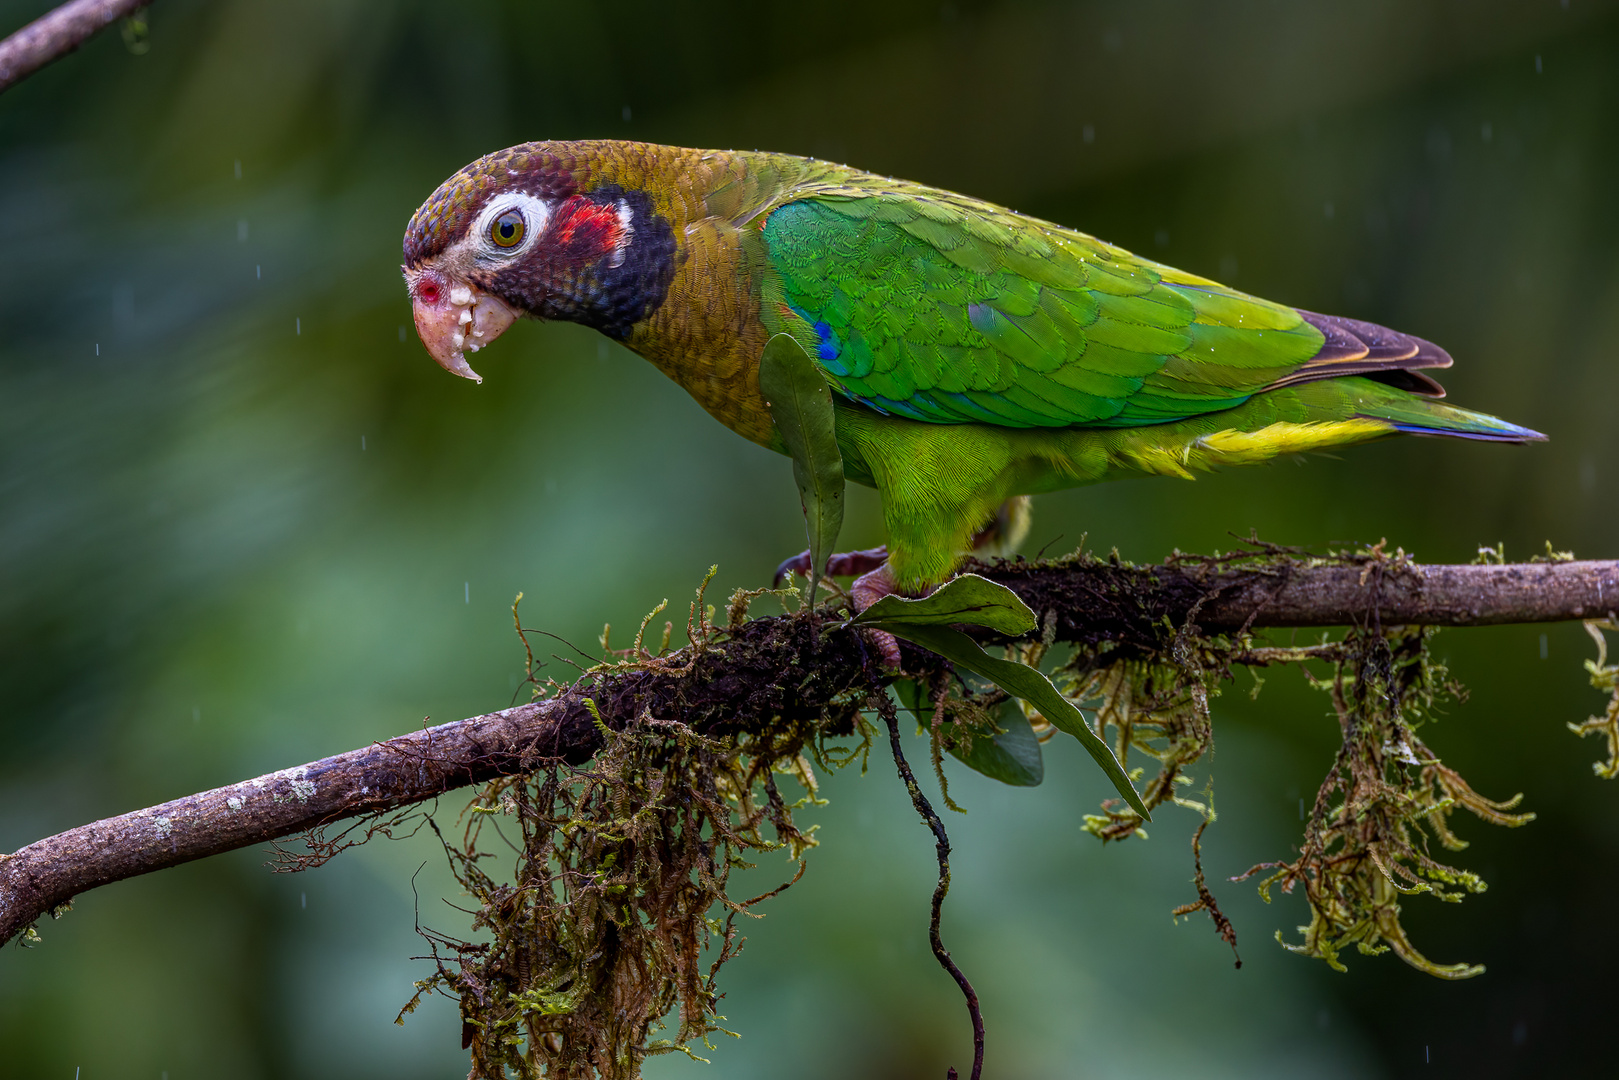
547, 197, 626, 264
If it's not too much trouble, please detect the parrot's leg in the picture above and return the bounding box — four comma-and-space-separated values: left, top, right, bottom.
772, 546, 890, 586
772, 496, 1029, 585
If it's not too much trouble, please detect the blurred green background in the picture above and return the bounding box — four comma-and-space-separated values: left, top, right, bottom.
2, 1, 1617, 1076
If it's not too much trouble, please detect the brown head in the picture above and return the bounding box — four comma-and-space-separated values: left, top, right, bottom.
402, 141, 679, 382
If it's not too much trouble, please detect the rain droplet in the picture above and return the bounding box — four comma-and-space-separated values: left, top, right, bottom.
398, 324, 407, 342
1082, 123, 1096, 144
1481, 122, 1493, 142
94, 343, 99, 356
237, 219, 248, 242
361, 435, 367, 451
296, 317, 301, 335
622, 105, 632, 122
1540, 633, 1549, 659
256, 265, 261, 279
1324, 201, 1335, 220
1535, 54, 1543, 74
234, 159, 241, 180
465, 581, 470, 604
301, 892, 307, 909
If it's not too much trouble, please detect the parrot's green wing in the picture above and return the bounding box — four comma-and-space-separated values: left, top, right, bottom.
758, 184, 1443, 428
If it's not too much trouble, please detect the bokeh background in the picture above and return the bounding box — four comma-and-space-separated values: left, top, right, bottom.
2, 1, 1617, 1077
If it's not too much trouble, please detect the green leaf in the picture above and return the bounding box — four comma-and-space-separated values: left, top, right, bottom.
855, 572, 1037, 637
954, 701, 1044, 786
759, 334, 845, 605
893, 681, 1044, 787
864, 621, 1149, 819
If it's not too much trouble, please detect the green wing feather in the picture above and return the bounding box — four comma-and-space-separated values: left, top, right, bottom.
759, 186, 1325, 429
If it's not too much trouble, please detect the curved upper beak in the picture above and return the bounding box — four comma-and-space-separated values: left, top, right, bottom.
404, 266, 518, 384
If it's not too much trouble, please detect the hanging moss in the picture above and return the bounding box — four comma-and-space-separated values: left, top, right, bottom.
395, 547, 1613, 1077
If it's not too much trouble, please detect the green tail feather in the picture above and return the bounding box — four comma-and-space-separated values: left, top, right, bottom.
1351, 390, 1546, 443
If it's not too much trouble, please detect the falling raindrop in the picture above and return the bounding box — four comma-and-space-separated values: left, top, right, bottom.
256, 265, 261, 279
398, 325, 407, 342
465, 581, 470, 604
296, 318, 301, 335
94, 343, 99, 356
361, 436, 367, 451
1324, 201, 1335, 220
622, 105, 632, 122
1082, 124, 1096, 144
1482, 122, 1493, 142
301, 892, 307, 909
1535, 54, 1543, 74
234, 159, 241, 180
237, 219, 248, 242
1540, 633, 1549, 659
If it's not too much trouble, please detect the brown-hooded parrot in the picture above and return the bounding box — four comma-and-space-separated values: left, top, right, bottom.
402, 140, 1542, 594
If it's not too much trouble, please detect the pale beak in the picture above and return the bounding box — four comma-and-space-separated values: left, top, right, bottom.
404, 267, 519, 383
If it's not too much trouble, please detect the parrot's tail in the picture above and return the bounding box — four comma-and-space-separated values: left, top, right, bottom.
1352, 394, 1546, 443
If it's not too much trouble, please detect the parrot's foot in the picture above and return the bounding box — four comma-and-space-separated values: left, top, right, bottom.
772, 545, 890, 587
850, 564, 904, 673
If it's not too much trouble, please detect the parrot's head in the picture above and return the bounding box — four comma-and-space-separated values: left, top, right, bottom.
402, 142, 677, 382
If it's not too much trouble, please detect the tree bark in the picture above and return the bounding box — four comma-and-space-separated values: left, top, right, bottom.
4, 555, 1614, 946
0, 0, 149, 92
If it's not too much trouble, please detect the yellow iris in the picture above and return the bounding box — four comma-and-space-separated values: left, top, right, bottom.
490, 210, 525, 248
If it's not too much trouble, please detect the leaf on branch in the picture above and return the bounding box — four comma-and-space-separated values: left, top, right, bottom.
894, 679, 1044, 788
861, 582, 1148, 818
759, 333, 844, 603
953, 702, 1044, 787
858, 572, 1038, 636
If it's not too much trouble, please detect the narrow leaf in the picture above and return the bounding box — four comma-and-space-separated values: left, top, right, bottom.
953, 701, 1044, 786
759, 333, 845, 603
893, 682, 1044, 787
855, 573, 1036, 636
867, 621, 1149, 818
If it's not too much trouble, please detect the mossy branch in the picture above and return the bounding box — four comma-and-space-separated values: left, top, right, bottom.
3, 550, 1615, 948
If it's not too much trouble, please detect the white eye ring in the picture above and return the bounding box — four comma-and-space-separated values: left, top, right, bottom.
471, 193, 551, 261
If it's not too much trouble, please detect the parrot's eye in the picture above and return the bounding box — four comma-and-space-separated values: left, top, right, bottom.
489, 210, 526, 249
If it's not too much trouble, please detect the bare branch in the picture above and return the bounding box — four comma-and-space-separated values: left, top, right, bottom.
0, 0, 149, 93
3, 555, 1614, 946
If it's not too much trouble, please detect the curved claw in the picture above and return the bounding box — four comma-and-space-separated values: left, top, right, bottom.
773, 545, 891, 587
773, 550, 812, 588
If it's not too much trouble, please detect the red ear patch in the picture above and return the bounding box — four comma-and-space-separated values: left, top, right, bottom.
546, 196, 627, 264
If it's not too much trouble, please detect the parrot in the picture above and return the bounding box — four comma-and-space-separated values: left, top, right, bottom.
402, 139, 1543, 602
